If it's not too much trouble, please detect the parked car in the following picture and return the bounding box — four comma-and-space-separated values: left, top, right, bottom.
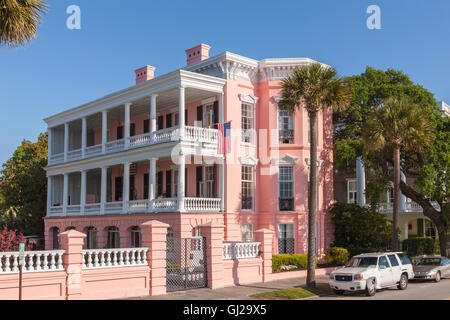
412, 256, 450, 282
329, 252, 414, 296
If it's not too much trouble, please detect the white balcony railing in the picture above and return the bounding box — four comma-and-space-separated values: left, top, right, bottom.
184, 126, 218, 144
377, 201, 441, 213
152, 127, 178, 144
82, 248, 148, 269
85, 144, 102, 156
105, 202, 123, 214
49, 153, 64, 164
151, 198, 178, 212
184, 197, 221, 212
128, 200, 149, 212
105, 139, 125, 152
49, 206, 63, 216
128, 132, 152, 148
0, 250, 65, 274
222, 242, 260, 260
85, 203, 101, 214
67, 205, 81, 215
67, 149, 82, 161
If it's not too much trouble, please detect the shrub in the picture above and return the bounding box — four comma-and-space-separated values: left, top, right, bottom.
324, 247, 349, 266
272, 254, 317, 273
402, 237, 435, 257
0, 225, 27, 252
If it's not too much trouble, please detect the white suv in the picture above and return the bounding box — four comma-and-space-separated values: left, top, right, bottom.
329, 252, 414, 296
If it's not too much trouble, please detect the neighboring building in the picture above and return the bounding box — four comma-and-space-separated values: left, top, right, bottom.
439, 101, 449, 116
43, 44, 334, 256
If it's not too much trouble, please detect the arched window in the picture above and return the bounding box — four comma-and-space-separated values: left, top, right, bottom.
130, 227, 141, 248
51, 227, 60, 250
86, 227, 98, 249
107, 227, 120, 248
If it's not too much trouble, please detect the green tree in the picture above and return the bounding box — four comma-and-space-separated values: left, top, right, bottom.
362, 97, 435, 251
334, 67, 449, 256
0, 132, 48, 236
278, 63, 351, 287
0, 0, 47, 47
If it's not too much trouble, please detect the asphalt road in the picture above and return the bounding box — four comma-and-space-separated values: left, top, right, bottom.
316, 278, 450, 300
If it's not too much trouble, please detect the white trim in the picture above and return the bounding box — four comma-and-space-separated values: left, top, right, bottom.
239, 156, 259, 166
239, 93, 259, 105
272, 154, 299, 166
202, 97, 217, 105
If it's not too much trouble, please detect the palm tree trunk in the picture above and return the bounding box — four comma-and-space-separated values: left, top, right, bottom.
307, 112, 317, 288
392, 146, 400, 251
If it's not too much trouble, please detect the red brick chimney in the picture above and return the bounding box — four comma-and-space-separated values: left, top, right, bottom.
185, 44, 211, 66
135, 65, 156, 84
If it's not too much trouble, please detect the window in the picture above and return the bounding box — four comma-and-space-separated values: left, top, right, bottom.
115, 177, 123, 201
157, 171, 163, 197
241, 103, 253, 143
157, 116, 163, 130
279, 111, 294, 144
241, 166, 253, 210
129, 175, 136, 201
425, 220, 436, 238
143, 119, 149, 134
107, 227, 120, 249
166, 114, 172, 128
279, 166, 294, 211
347, 180, 357, 204
86, 227, 97, 249
278, 224, 294, 254
143, 173, 149, 199
388, 255, 399, 267
205, 166, 215, 198
117, 126, 123, 140
165, 170, 172, 197
378, 256, 390, 268
241, 224, 254, 242
396, 253, 411, 265
130, 123, 135, 137
130, 227, 141, 248
204, 104, 215, 128
387, 186, 394, 204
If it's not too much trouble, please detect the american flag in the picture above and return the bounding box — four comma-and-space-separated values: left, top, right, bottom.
217, 122, 231, 154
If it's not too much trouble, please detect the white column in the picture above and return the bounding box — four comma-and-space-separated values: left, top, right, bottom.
122, 162, 130, 212
177, 151, 185, 212
47, 176, 52, 217
219, 92, 225, 212
63, 173, 69, 216
150, 94, 157, 134
149, 158, 156, 211
399, 171, 407, 212
102, 110, 108, 153
356, 156, 366, 207
124, 103, 131, 148
80, 170, 87, 215
81, 117, 87, 158
100, 167, 107, 215
179, 87, 185, 138
64, 123, 69, 162
404, 223, 409, 240
47, 128, 53, 161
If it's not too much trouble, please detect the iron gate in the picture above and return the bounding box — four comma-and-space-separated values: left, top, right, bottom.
166, 236, 207, 292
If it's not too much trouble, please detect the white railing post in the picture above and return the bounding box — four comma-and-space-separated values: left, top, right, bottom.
179, 86, 185, 139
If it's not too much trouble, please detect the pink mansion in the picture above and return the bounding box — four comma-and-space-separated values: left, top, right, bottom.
44, 44, 334, 257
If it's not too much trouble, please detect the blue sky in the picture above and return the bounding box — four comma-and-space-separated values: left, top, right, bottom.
0, 0, 449, 165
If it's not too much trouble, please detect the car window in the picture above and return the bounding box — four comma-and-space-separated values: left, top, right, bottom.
347, 257, 378, 268
388, 255, 399, 267
444, 258, 449, 265
397, 253, 411, 265
417, 258, 441, 266
378, 256, 390, 268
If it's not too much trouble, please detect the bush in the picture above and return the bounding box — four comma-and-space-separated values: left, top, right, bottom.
402, 237, 436, 257
324, 247, 349, 266
272, 254, 317, 273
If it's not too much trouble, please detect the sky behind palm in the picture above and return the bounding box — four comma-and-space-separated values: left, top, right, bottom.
0, 0, 449, 165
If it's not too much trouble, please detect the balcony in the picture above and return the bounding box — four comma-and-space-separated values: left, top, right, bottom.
376, 201, 440, 213
48, 126, 219, 166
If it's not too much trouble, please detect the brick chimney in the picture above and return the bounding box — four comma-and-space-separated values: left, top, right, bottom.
185, 44, 211, 66
135, 65, 156, 84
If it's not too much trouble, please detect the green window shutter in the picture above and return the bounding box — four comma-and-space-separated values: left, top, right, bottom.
417, 219, 424, 237
382, 190, 387, 203
342, 181, 348, 203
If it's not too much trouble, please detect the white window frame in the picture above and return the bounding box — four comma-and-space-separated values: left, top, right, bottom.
241, 224, 254, 242
241, 165, 254, 211
278, 110, 294, 144
347, 179, 357, 204
278, 166, 294, 211
241, 103, 254, 144
204, 166, 215, 198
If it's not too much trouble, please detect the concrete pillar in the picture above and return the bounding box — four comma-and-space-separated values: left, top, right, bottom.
179, 87, 185, 138
63, 173, 69, 216
199, 222, 225, 289
255, 228, 274, 282
149, 158, 156, 210
122, 162, 130, 212
80, 170, 87, 215
100, 167, 107, 215
81, 117, 87, 158
64, 123, 69, 162
140, 220, 169, 296
150, 94, 157, 134
58, 229, 86, 300
177, 151, 185, 212
400, 171, 407, 212
356, 156, 366, 207
124, 103, 131, 149
102, 110, 108, 153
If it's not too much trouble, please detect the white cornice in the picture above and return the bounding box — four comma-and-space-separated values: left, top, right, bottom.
239, 156, 259, 166
239, 93, 259, 105
271, 154, 299, 166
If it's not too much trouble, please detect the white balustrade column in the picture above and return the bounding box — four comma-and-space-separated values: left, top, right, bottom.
80, 170, 87, 215
122, 162, 130, 212
101, 167, 107, 214
150, 94, 157, 134
47, 176, 52, 217
149, 158, 156, 210
356, 156, 366, 207
124, 103, 131, 148
64, 123, 69, 162
102, 110, 108, 153
399, 171, 407, 212
179, 87, 185, 138
81, 117, 87, 158
63, 173, 69, 216
177, 152, 185, 212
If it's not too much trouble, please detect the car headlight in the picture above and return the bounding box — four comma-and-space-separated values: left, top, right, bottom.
353, 274, 364, 280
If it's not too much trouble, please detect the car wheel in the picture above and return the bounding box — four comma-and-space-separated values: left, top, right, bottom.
365, 279, 376, 296
397, 274, 408, 290
435, 272, 441, 283
333, 289, 344, 295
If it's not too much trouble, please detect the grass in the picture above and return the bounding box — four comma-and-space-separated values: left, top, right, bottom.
250, 283, 333, 300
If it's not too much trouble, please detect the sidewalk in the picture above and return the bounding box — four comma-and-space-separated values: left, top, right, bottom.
126, 275, 330, 300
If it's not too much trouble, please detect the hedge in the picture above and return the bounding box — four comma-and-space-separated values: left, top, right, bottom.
402, 237, 438, 257
324, 247, 349, 266
272, 254, 317, 273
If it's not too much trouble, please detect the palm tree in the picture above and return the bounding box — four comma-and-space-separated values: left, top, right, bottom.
278, 63, 351, 287
362, 97, 435, 251
0, 0, 47, 47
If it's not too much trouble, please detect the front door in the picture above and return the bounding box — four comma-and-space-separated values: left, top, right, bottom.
378, 256, 393, 286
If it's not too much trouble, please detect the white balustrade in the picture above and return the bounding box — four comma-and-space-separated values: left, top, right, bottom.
85, 203, 101, 214
128, 133, 151, 148
85, 144, 102, 157
82, 248, 148, 269
49, 206, 64, 216
222, 242, 260, 260
67, 205, 81, 215
105, 139, 125, 152
49, 153, 64, 164
105, 202, 123, 214
67, 149, 82, 161
184, 126, 218, 144
151, 198, 178, 211
128, 200, 149, 212
184, 198, 221, 212
152, 127, 178, 144
0, 250, 65, 274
